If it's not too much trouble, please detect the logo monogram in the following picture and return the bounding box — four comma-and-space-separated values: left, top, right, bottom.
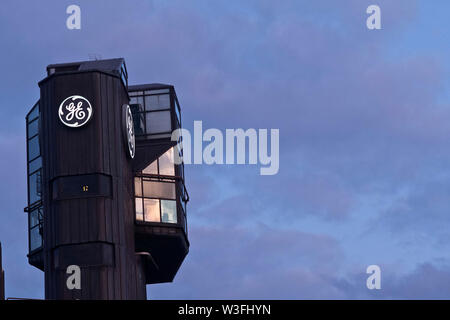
58, 95, 93, 128
123, 104, 135, 158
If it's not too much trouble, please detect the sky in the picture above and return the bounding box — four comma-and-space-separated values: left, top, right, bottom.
1, 0, 450, 299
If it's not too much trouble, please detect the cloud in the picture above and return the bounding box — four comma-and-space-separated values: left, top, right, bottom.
149, 224, 345, 299
1, 0, 450, 299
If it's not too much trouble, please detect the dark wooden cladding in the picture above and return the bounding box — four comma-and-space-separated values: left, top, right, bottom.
39, 70, 146, 299
52, 173, 112, 200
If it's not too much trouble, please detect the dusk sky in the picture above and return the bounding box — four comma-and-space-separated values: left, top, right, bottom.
1, 0, 450, 299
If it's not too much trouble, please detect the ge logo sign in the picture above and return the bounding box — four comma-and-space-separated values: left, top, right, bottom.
58, 95, 93, 128
122, 104, 135, 159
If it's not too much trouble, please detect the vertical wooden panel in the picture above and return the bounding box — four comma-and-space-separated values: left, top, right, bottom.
40, 70, 145, 299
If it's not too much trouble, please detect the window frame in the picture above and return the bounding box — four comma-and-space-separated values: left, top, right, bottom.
25, 101, 44, 255
133, 148, 188, 229
128, 87, 182, 139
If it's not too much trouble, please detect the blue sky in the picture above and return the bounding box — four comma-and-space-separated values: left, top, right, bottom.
1, 0, 450, 299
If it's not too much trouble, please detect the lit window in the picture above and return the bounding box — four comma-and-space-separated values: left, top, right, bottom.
143, 160, 157, 175
135, 198, 144, 221
134, 177, 142, 197
144, 199, 160, 222
161, 200, 177, 223
142, 180, 176, 200
159, 148, 175, 176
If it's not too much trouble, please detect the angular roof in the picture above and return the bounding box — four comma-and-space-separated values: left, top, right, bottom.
128, 83, 173, 91
47, 58, 126, 75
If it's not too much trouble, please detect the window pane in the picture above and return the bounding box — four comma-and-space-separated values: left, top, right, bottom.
144, 199, 160, 222
130, 96, 144, 106
144, 95, 158, 111
28, 171, 41, 204
28, 103, 39, 121
28, 135, 40, 160
146, 111, 171, 134
175, 100, 181, 126
30, 226, 42, 251
145, 89, 169, 95
158, 94, 170, 108
159, 148, 175, 176
161, 200, 177, 223
135, 197, 144, 221
134, 177, 142, 196
143, 160, 157, 175
29, 156, 42, 174
143, 180, 176, 199
29, 208, 40, 228
27, 119, 39, 138
132, 112, 145, 136
145, 94, 170, 111
129, 91, 143, 96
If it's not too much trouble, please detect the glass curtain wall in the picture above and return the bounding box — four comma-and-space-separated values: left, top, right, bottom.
26, 101, 43, 253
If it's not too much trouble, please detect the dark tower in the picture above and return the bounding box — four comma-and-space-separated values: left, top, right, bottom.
24, 58, 189, 299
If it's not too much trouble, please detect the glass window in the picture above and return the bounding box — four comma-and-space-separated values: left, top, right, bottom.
132, 112, 145, 136
28, 104, 39, 121
28, 135, 40, 160
135, 198, 144, 221
29, 208, 40, 228
29, 156, 42, 174
134, 177, 142, 197
143, 160, 158, 175
144, 198, 160, 222
175, 100, 181, 126
159, 148, 175, 176
146, 111, 171, 134
27, 119, 39, 138
130, 96, 144, 106
144, 95, 160, 111
161, 200, 177, 223
145, 89, 169, 95
29, 171, 41, 204
158, 94, 170, 109
129, 91, 143, 96
143, 180, 176, 199
30, 226, 42, 251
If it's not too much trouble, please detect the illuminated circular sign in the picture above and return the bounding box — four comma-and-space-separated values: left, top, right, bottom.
58, 95, 93, 128
122, 104, 135, 159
